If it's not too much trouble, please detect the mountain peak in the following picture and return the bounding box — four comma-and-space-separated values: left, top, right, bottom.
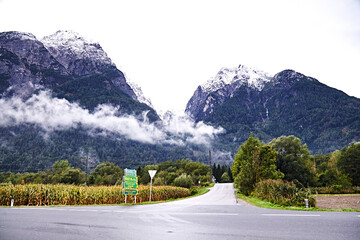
201, 64, 271, 93
186, 64, 272, 119
41, 30, 113, 71
0, 31, 37, 42
46, 30, 85, 41
272, 70, 318, 88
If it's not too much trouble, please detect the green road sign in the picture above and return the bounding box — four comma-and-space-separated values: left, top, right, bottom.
123, 188, 138, 195
123, 176, 138, 182
124, 169, 136, 177
124, 181, 138, 188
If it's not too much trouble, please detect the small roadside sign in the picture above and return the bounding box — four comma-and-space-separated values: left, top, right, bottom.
123, 176, 138, 182
148, 170, 157, 202
124, 168, 136, 177
123, 188, 138, 195
148, 170, 157, 179
123, 168, 139, 202
124, 181, 138, 188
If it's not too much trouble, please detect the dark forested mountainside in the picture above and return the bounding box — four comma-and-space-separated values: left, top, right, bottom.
187, 67, 360, 154
0, 31, 177, 172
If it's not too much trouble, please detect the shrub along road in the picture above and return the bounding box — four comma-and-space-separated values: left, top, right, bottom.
0, 183, 359, 240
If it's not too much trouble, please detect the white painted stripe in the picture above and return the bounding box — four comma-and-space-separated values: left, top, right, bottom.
173, 212, 238, 216
262, 214, 320, 217
192, 213, 238, 216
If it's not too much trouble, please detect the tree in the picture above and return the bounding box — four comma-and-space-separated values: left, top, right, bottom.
52, 160, 72, 175
232, 134, 283, 195
315, 151, 351, 187
338, 143, 360, 186
270, 135, 314, 187
89, 162, 123, 185
173, 174, 194, 188
51, 160, 85, 184
221, 172, 231, 183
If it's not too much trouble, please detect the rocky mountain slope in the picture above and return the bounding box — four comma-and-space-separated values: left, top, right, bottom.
0, 31, 188, 172
0, 30, 158, 120
186, 65, 360, 154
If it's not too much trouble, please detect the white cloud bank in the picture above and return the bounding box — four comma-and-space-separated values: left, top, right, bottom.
0, 91, 223, 146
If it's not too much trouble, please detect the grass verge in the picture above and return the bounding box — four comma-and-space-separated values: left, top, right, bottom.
236, 192, 359, 212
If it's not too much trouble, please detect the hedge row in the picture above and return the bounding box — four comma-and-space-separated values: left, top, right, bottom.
0, 184, 190, 206
254, 179, 316, 207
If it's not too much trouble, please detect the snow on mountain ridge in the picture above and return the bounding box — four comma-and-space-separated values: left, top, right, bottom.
201, 64, 271, 94
127, 81, 154, 108
41, 30, 113, 69
0, 31, 37, 41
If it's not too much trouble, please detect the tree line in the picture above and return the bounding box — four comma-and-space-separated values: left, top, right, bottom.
232, 134, 360, 196
0, 159, 215, 189
1, 133, 358, 195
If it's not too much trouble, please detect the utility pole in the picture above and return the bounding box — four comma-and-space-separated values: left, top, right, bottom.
209, 150, 212, 183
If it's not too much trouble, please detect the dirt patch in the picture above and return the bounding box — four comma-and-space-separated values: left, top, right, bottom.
316, 195, 360, 210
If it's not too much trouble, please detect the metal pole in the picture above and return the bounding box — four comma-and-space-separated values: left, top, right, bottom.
209, 150, 212, 183
85, 155, 88, 186
149, 178, 153, 202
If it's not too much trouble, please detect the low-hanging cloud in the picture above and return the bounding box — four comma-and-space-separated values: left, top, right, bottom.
0, 91, 224, 146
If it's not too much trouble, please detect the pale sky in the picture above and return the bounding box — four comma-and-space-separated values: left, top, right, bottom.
1, 0, 359, 114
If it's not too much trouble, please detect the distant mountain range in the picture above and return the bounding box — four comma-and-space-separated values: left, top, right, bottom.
1, 30, 359, 172
186, 65, 360, 154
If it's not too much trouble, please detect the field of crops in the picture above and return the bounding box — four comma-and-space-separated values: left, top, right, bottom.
0, 184, 190, 206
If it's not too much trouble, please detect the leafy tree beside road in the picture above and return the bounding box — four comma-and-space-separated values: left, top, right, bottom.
270, 135, 314, 187
232, 134, 283, 195
338, 143, 360, 186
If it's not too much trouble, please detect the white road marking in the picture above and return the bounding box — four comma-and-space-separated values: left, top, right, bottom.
175, 212, 238, 216
9, 207, 238, 216
262, 214, 320, 217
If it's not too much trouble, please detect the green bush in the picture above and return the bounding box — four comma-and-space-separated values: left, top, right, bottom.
254, 179, 316, 207
173, 174, 194, 189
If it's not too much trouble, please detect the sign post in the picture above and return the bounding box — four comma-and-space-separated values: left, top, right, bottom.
148, 170, 157, 202
123, 168, 138, 204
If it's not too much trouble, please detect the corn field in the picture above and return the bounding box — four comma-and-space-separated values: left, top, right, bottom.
0, 184, 190, 206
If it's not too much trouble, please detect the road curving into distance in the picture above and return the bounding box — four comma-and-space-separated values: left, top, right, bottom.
1, 183, 359, 240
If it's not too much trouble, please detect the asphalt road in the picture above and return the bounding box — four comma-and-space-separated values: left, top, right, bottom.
1, 183, 359, 240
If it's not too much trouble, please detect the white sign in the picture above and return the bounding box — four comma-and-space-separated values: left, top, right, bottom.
148, 170, 157, 202
148, 170, 157, 179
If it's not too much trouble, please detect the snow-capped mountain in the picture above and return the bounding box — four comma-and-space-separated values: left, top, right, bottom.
0, 31, 69, 97
41, 30, 137, 100
42, 30, 113, 74
0, 30, 159, 122
201, 65, 271, 93
186, 65, 360, 154
186, 65, 271, 120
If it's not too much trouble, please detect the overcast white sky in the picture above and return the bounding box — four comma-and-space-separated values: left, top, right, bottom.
1, 0, 359, 114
